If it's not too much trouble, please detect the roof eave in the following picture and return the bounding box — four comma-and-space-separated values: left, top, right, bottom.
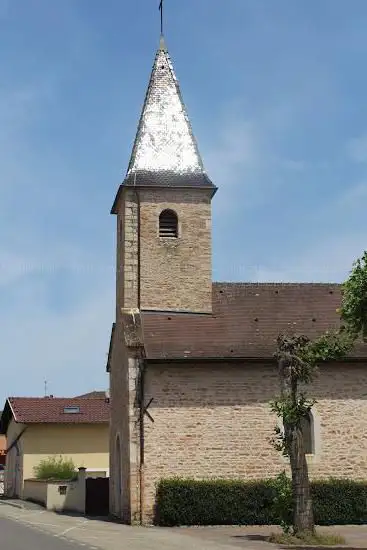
145, 355, 367, 364
106, 322, 116, 372
0, 399, 15, 435
111, 184, 124, 214
111, 182, 218, 215
145, 356, 277, 364
22, 420, 110, 425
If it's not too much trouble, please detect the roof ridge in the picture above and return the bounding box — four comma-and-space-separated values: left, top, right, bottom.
9, 396, 106, 401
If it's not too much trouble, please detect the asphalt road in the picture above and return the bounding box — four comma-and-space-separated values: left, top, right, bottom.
0, 516, 82, 550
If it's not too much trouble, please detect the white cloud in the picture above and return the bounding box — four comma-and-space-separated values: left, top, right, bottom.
338, 181, 367, 208
0, 74, 114, 404
204, 116, 257, 181
203, 101, 306, 215
251, 177, 367, 283
347, 135, 367, 163
0, 280, 113, 400
253, 233, 366, 284
0, 233, 114, 404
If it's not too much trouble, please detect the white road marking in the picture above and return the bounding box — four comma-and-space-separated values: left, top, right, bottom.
56, 520, 88, 537
14, 511, 46, 519
22, 520, 59, 527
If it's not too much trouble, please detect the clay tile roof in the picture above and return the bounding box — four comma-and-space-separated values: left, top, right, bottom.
6, 397, 110, 425
141, 282, 367, 360
75, 391, 107, 399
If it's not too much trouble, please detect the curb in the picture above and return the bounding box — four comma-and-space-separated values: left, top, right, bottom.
0, 500, 25, 510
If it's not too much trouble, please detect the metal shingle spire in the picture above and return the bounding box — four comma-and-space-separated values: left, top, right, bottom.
126, 37, 207, 178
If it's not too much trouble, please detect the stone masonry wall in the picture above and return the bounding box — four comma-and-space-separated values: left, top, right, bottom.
116, 187, 213, 314
109, 324, 143, 523
139, 188, 212, 313
116, 213, 125, 319
116, 190, 139, 314
140, 361, 367, 520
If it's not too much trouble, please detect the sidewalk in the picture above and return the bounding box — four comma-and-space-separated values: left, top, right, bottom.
0, 500, 366, 549
0, 497, 44, 511
0, 502, 268, 550
171, 524, 367, 549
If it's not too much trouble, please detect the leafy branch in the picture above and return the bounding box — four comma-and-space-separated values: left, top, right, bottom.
340, 250, 367, 341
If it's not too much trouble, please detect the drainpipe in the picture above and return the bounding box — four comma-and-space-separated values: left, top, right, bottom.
138, 354, 146, 525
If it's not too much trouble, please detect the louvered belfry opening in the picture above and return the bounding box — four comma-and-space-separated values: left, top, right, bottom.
159, 209, 178, 238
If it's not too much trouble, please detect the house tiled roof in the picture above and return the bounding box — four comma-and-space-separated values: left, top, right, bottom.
5, 397, 110, 426
141, 282, 367, 360
76, 391, 107, 399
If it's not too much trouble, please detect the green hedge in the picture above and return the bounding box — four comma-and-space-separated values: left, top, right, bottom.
312, 479, 367, 526
155, 478, 367, 526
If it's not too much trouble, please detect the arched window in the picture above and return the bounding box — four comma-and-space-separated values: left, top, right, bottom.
300, 411, 313, 455
278, 408, 319, 460
159, 209, 178, 238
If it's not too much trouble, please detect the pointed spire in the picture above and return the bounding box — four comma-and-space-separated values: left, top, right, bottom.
124, 39, 215, 191
159, 34, 167, 52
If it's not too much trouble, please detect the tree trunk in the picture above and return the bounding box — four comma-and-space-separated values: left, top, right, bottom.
289, 424, 314, 534
279, 353, 315, 535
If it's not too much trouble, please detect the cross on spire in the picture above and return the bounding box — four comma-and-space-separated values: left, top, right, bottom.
159, 0, 164, 35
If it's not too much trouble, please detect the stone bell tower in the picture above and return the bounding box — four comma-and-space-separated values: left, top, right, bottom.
111, 36, 217, 315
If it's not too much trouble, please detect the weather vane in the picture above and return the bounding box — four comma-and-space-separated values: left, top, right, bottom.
159, 0, 164, 35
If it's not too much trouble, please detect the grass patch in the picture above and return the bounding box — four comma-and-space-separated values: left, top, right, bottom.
269, 530, 346, 546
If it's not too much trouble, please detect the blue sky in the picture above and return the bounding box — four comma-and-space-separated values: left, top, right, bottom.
1, 0, 367, 402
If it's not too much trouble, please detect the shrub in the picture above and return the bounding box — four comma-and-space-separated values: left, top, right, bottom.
155, 477, 367, 526
312, 478, 367, 525
272, 472, 293, 533
33, 456, 76, 481
155, 478, 277, 526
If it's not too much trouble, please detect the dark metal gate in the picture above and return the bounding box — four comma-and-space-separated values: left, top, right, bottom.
85, 477, 109, 516
0, 469, 4, 496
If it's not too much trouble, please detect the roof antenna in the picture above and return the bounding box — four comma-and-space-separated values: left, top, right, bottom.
44, 379, 48, 397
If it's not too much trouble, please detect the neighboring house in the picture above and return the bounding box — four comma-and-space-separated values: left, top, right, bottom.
106, 32, 367, 524
76, 391, 108, 399
0, 436, 5, 467
0, 429, 4, 496
0, 396, 110, 498
0, 412, 6, 468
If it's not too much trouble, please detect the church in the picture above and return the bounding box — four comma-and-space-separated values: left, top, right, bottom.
107, 33, 367, 524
